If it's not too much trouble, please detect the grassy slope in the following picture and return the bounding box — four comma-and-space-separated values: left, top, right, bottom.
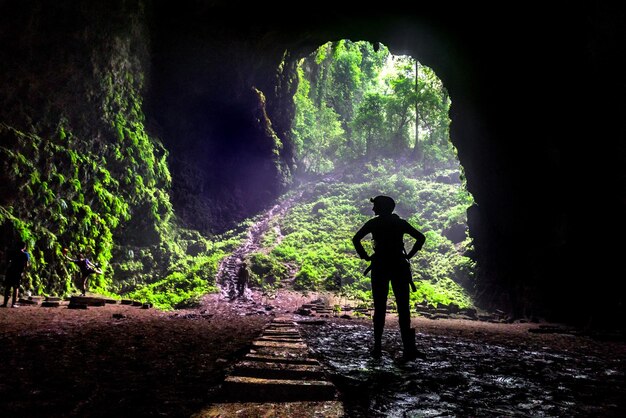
125, 159, 476, 311
247, 159, 476, 309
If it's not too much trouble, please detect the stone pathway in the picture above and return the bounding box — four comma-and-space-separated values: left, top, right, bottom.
216, 192, 303, 301
195, 316, 344, 417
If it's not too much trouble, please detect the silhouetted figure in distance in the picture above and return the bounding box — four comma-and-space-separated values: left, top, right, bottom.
64, 249, 102, 296
353, 195, 426, 360
236, 261, 249, 298
2, 241, 30, 308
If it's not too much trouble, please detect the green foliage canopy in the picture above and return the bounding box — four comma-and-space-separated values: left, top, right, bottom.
293, 40, 455, 174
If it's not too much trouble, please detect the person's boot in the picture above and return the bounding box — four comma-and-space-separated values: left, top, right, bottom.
371, 325, 383, 358
370, 340, 382, 358
400, 327, 422, 361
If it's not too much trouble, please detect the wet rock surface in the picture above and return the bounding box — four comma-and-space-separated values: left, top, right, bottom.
300, 321, 626, 417
1, 293, 624, 417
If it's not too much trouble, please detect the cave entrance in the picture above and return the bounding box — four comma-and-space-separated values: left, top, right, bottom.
287, 39, 477, 309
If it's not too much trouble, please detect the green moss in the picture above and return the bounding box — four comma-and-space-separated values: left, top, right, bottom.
0, 13, 195, 299
265, 159, 475, 308
247, 252, 288, 287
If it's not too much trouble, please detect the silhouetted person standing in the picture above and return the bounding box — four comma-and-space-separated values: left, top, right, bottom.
352, 195, 425, 360
2, 241, 30, 308
236, 261, 249, 298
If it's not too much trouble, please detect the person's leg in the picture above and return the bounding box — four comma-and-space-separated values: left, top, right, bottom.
3, 273, 17, 306
391, 278, 419, 360
11, 285, 18, 307
85, 272, 93, 295
80, 274, 87, 296
371, 272, 389, 357
2, 283, 10, 306
392, 278, 411, 331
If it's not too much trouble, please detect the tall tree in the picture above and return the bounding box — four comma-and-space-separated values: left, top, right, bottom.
414, 66, 453, 169
352, 93, 386, 157
414, 60, 420, 161
292, 66, 344, 173
292, 40, 455, 174
384, 57, 417, 155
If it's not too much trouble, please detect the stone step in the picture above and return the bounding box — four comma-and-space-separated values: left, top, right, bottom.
261, 335, 302, 341
195, 401, 344, 418
262, 330, 301, 337
264, 329, 298, 335
258, 339, 304, 345
264, 327, 298, 333
243, 353, 321, 366
250, 348, 307, 358
257, 336, 303, 343
231, 360, 325, 381
264, 325, 298, 331
252, 340, 307, 350
69, 296, 107, 306
267, 320, 297, 324
315, 309, 333, 314
266, 323, 296, 328
223, 375, 337, 402
18, 298, 38, 305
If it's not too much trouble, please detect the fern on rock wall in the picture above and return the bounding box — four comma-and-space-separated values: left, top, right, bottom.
0, 1, 180, 296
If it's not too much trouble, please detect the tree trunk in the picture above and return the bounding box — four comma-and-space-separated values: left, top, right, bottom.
412, 60, 421, 162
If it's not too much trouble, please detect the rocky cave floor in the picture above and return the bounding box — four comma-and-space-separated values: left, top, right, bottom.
0, 290, 625, 418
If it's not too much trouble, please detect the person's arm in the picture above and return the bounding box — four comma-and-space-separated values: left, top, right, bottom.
404, 221, 426, 259
352, 222, 372, 261
86, 259, 103, 273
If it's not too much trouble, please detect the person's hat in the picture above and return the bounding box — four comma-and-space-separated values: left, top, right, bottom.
370, 195, 395, 213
